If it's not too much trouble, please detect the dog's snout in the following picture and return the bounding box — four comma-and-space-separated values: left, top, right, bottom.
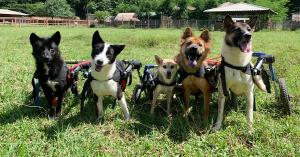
243, 33, 252, 40
42, 52, 51, 60
96, 60, 103, 65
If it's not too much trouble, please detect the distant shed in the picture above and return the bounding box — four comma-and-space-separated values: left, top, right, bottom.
114, 13, 140, 22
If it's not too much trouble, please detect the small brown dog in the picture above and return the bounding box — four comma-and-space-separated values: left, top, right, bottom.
176, 27, 212, 119
151, 55, 178, 116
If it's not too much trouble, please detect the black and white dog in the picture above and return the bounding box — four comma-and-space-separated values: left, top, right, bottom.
87, 31, 130, 120
30, 31, 70, 119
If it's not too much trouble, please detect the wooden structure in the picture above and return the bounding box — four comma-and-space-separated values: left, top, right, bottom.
0, 16, 89, 26
204, 2, 277, 30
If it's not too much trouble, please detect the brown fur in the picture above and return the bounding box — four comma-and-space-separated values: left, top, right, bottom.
176, 27, 212, 119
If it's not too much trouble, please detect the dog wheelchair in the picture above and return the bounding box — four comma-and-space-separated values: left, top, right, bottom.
80, 60, 142, 110
131, 52, 292, 115
32, 61, 91, 108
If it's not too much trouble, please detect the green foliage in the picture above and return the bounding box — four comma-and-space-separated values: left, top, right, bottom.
253, 0, 289, 21
45, 0, 74, 18
7, 2, 46, 16
95, 10, 111, 22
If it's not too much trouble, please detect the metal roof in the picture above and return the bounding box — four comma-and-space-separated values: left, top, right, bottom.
204, 2, 277, 14
114, 13, 140, 22
0, 9, 28, 16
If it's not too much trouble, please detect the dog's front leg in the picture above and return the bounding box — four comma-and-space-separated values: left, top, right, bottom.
43, 88, 55, 119
118, 95, 130, 120
166, 91, 173, 116
203, 91, 211, 120
150, 89, 159, 114
183, 88, 191, 117
56, 94, 63, 117
246, 91, 254, 131
95, 95, 103, 120
213, 93, 226, 131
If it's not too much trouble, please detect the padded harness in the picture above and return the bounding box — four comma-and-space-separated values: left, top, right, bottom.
219, 56, 253, 96
88, 61, 132, 100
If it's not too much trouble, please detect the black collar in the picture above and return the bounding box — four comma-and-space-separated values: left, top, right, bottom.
155, 77, 176, 86
221, 56, 252, 75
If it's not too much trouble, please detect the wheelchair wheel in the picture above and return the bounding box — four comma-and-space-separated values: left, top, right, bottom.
132, 84, 142, 104
278, 78, 291, 115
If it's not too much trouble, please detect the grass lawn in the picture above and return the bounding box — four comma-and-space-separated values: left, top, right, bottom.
0, 25, 299, 156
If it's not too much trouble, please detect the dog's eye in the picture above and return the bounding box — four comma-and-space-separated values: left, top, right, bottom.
163, 65, 167, 69
199, 44, 202, 47
234, 27, 241, 32
247, 27, 251, 31
50, 49, 55, 54
170, 65, 174, 69
186, 41, 192, 45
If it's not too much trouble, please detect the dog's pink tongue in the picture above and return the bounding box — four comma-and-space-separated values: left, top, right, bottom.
240, 42, 251, 53
189, 60, 197, 67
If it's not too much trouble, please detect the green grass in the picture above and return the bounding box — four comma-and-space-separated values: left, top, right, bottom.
0, 25, 299, 156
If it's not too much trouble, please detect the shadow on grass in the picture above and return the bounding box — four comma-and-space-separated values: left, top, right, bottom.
0, 91, 46, 125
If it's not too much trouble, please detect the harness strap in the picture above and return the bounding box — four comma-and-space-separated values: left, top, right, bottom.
178, 65, 205, 83
220, 56, 253, 96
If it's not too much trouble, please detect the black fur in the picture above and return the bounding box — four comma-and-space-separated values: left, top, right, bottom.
30, 31, 69, 119
91, 31, 125, 64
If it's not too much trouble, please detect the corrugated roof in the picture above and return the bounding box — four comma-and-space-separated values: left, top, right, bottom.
114, 13, 140, 22
0, 9, 28, 16
204, 2, 277, 14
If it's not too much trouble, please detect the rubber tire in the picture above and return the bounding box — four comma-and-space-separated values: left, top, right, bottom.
132, 84, 142, 104
278, 78, 291, 115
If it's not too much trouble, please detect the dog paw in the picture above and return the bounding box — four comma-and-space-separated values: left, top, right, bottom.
211, 125, 221, 132
182, 107, 192, 117
124, 115, 130, 120
48, 115, 57, 120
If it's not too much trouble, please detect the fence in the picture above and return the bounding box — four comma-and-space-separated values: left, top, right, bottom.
1, 17, 300, 30
0, 17, 89, 26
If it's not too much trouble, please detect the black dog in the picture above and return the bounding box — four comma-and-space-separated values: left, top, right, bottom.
30, 31, 70, 119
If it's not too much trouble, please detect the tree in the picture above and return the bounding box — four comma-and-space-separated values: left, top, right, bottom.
159, 0, 175, 16
253, 0, 288, 21
95, 10, 110, 23
45, 0, 74, 18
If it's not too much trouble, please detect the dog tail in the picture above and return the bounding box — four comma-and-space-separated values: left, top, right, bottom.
253, 75, 267, 92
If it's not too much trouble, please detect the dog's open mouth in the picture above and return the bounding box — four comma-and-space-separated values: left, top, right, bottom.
95, 64, 103, 72
239, 41, 251, 53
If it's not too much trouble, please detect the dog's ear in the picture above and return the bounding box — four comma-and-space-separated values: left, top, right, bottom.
111, 45, 125, 56
224, 15, 234, 30
30, 33, 40, 46
182, 27, 193, 40
50, 31, 61, 46
155, 55, 163, 65
200, 30, 211, 53
248, 16, 258, 28
92, 31, 104, 46
200, 29, 210, 43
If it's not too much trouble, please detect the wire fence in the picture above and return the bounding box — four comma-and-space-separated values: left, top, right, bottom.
1, 17, 300, 30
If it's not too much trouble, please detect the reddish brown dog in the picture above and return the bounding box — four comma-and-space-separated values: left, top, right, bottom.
176, 27, 212, 119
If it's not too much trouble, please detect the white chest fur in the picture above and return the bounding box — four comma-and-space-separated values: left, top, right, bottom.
91, 79, 118, 97
154, 84, 175, 95
90, 62, 119, 97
